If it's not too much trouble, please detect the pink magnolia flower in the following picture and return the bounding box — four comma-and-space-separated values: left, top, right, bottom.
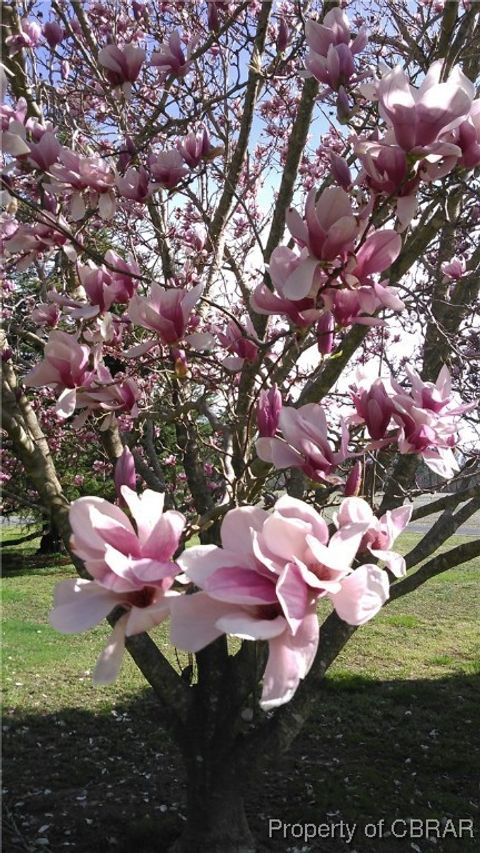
305, 9, 367, 91
207, 1, 230, 32
30, 302, 61, 328
322, 283, 403, 328
441, 256, 467, 280
171, 495, 389, 709
344, 460, 363, 497
285, 186, 358, 285
49, 148, 116, 220
77, 252, 139, 312
132, 1, 149, 22
329, 152, 352, 190
76, 367, 141, 422
178, 126, 213, 168
316, 310, 335, 354
390, 366, 477, 477
395, 365, 474, 417
151, 31, 197, 77
256, 402, 349, 484
43, 21, 64, 50
348, 230, 402, 284
98, 43, 146, 95
116, 166, 151, 202
276, 16, 289, 53
377, 61, 474, 152
335, 497, 412, 577
251, 247, 323, 327
355, 139, 418, 228
95, 460, 134, 506
77, 261, 116, 312
3, 215, 70, 269
24, 330, 94, 418
6, 19, 42, 55
351, 377, 394, 440
27, 131, 61, 170
0, 97, 28, 131
105, 250, 140, 302
217, 318, 259, 371
50, 148, 115, 193
452, 99, 480, 168
148, 149, 189, 190
257, 385, 283, 437
50, 488, 185, 683
127, 282, 203, 345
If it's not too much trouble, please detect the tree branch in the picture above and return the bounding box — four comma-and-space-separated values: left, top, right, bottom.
390, 537, 480, 602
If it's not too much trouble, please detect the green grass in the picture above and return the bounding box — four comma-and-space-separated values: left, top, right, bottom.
2, 528, 479, 852
2, 529, 479, 707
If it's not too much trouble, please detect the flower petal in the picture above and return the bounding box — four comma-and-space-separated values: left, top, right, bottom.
260, 610, 319, 710
93, 614, 128, 684
204, 566, 277, 605
216, 612, 286, 640
276, 562, 309, 634
328, 564, 389, 625
169, 591, 232, 651
50, 579, 117, 633
176, 545, 243, 586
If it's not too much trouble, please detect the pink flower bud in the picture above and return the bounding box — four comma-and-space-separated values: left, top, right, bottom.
329, 152, 352, 190
1, 347, 13, 362
43, 21, 64, 50
354, 379, 393, 440
257, 385, 282, 437
276, 17, 289, 53
132, 1, 149, 22
114, 446, 136, 502
344, 461, 362, 496
336, 87, 351, 123
178, 126, 212, 168
316, 312, 335, 354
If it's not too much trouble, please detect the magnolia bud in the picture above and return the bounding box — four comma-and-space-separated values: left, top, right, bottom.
344, 461, 362, 496
316, 312, 335, 355
276, 17, 289, 53
43, 21, 64, 49
336, 87, 350, 124
330, 152, 352, 190
257, 385, 282, 437
114, 446, 136, 504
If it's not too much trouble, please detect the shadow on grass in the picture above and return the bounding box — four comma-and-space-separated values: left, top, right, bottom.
1, 550, 71, 577
3, 673, 479, 852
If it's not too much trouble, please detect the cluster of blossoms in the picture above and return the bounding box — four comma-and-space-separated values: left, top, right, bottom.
355, 58, 479, 228
51, 487, 411, 708
252, 185, 405, 336
350, 365, 477, 478
255, 364, 474, 483
24, 330, 141, 424
1, 104, 216, 225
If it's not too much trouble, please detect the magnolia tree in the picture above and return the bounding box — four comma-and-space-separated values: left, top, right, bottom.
1, 0, 480, 849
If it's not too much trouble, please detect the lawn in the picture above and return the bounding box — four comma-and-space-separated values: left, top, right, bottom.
2, 526, 479, 852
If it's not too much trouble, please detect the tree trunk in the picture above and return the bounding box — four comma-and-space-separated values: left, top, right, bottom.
36, 520, 63, 554
171, 756, 255, 853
